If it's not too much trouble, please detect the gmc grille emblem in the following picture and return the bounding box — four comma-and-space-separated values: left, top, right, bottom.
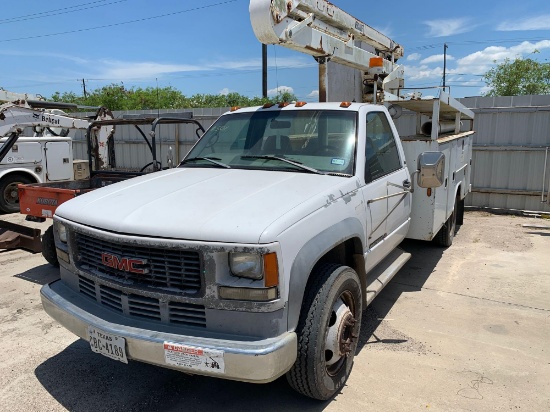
101, 253, 149, 274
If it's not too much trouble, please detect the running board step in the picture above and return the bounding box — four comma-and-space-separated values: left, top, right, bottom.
365, 248, 411, 306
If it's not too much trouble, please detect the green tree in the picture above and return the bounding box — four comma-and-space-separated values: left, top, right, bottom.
483, 55, 550, 96
50, 84, 298, 110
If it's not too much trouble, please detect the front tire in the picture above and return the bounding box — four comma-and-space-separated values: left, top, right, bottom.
42, 225, 59, 267
286, 264, 362, 400
0, 174, 33, 213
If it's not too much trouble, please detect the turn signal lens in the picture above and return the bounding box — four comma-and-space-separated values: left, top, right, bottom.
263, 253, 279, 287
219, 286, 278, 302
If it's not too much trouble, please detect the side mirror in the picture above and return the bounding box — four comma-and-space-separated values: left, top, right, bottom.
418, 152, 445, 188
387, 104, 403, 120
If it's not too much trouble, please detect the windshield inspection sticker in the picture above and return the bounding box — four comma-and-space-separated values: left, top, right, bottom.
164, 342, 225, 374
331, 158, 345, 166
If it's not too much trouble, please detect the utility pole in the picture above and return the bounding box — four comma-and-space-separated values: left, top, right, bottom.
443, 43, 448, 90
262, 44, 268, 98
81, 79, 88, 99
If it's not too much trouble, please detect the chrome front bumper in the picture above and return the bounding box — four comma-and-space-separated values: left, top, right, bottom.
41, 280, 297, 383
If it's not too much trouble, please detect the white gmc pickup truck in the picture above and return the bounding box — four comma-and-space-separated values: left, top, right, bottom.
41, 96, 474, 399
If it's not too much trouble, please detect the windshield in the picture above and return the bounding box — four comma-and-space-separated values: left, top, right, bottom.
183, 109, 357, 175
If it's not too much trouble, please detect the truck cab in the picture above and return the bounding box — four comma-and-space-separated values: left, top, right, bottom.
40, 102, 435, 400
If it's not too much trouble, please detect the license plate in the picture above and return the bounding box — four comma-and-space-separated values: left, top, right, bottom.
87, 326, 128, 364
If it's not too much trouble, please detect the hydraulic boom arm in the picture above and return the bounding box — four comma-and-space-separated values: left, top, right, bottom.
249, 0, 405, 102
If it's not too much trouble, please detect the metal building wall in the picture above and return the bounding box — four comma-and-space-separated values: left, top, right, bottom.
71, 108, 228, 169
458, 95, 550, 213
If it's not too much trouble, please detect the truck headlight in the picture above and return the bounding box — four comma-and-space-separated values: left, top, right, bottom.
229, 253, 263, 280
56, 222, 68, 243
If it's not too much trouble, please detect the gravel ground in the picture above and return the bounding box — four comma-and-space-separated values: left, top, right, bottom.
0, 211, 549, 411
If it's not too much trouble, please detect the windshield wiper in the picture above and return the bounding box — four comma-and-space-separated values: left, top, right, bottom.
241, 155, 325, 175
180, 157, 231, 169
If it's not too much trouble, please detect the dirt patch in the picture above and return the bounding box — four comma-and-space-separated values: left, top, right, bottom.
458, 212, 533, 252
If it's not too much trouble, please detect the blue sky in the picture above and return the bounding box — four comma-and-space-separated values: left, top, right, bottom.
1, 0, 549, 102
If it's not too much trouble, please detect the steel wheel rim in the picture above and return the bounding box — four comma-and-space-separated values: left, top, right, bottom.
324, 290, 358, 376
4, 182, 20, 205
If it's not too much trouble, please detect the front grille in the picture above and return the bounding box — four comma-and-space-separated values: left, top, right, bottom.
79, 276, 206, 327
128, 294, 161, 321
75, 233, 202, 294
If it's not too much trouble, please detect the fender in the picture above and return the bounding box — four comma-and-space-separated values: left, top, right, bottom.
287, 216, 365, 331
0, 168, 41, 183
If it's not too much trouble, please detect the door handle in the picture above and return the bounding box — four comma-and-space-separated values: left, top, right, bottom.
403, 179, 411, 190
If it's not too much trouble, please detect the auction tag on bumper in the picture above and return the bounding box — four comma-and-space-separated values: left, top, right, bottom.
164, 342, 225, 374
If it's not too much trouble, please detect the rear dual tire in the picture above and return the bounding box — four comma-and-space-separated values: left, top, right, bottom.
435, 196, 458, 247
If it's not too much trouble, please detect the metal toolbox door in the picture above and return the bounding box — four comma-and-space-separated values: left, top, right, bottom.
45, 142, 72, 181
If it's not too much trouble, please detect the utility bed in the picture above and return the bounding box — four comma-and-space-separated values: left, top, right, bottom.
395, 91, 475, 241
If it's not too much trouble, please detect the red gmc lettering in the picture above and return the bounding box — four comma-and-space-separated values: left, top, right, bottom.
101, 253, 147, 274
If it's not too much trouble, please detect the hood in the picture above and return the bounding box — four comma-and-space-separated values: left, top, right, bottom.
56, 168, 359, 243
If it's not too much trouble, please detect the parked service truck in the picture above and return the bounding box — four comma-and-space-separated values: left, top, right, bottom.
0, 90, 114, 213
40, 0, 474, 400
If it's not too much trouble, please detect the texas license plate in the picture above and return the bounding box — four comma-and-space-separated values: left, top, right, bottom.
87, 326, 128, 364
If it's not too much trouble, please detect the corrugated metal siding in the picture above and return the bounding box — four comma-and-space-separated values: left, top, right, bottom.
457, 96, 550, 212
71, 108, 227, 166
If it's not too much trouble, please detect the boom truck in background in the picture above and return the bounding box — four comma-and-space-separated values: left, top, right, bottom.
0, 90, 114, 254
40, 0, 475, 400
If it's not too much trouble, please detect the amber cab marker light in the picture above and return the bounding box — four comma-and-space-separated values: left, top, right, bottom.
427, 188, 432, 197
340, 102, 352, 108
278, 102, 290, 108
230, 106, 241, 112
263, 253, 279, 288
295, 101, 307, 107
369, 56, 384, 67
262, 103, 275, 109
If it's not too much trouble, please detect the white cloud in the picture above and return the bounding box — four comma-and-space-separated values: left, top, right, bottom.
99, 60, 206, 79
307, 90, 319, 98
404, 64, 443, 81
424, 18, 472, 37
91, 57, 315, 80
421, 54, 455, 64
218, 88, 231, 95
0, 49, 88, 64
267, 86, 294, 97
450, 40, 550, 75
407, 53, 422, 61
497, 15, 550, 31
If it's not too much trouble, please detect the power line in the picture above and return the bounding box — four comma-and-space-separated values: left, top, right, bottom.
0, 0, 238, 43
408, 36, 550, 52
0, 0, 127, 25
